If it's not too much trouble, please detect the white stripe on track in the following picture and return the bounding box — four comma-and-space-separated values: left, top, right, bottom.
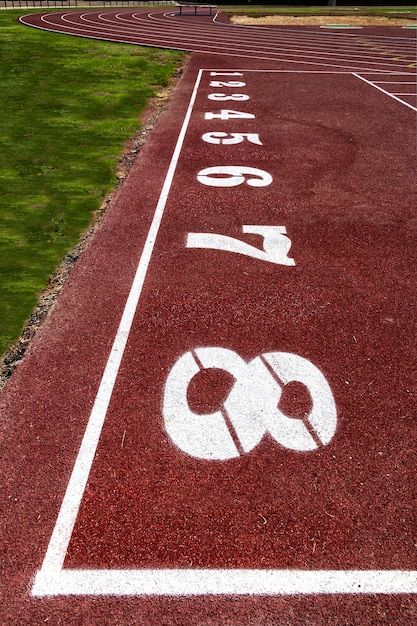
33, 567, 417, 597
353, 72, 417, 111
31, 67, 204, 588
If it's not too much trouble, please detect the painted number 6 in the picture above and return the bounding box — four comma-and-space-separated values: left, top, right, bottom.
197, 166, 272, 188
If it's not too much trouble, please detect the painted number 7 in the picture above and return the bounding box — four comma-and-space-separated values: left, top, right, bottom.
187, 225, 295, 266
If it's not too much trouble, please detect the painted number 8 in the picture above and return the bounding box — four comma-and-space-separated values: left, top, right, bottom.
163, 347, 337, 460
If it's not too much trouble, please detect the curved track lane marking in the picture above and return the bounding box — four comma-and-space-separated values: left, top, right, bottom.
20, 9, 417, 74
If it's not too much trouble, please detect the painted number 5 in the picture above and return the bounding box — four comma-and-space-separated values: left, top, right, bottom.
202, 132, 262, 146
197, 166, 272, 188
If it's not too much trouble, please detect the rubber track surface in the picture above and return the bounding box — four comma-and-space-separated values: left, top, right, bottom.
1, 10, 417, 625
21, 9, 417, 73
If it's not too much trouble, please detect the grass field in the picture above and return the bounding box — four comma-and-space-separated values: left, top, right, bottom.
0, 10, 184, 359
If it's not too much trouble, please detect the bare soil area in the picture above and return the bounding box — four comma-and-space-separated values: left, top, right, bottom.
231, 14, 416, 26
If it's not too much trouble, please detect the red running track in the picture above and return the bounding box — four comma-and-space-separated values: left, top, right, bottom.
1, 10, 417, 625
21, 9, 417, 74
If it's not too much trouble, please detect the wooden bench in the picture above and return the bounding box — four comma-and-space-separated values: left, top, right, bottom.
176, 2, 217, 16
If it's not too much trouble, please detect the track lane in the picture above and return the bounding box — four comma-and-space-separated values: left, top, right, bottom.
1, 10, 417, 624
20, 9, 417, 74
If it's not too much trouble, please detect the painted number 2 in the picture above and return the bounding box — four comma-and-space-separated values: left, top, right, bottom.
163, 347, 337, 460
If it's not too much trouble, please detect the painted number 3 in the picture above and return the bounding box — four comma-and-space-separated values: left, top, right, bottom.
163, 347, 337, 460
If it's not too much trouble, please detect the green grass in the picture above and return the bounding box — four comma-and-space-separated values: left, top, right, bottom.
0, 10, 184, 357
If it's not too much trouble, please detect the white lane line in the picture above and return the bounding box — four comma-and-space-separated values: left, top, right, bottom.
353, 72, 417, 111
136, 14, 417, 62
33, 568, 417, 597
31, 68, 204, 595
114, 14, 417, 64
22, 12, 415, 74
38, 11, 414, 72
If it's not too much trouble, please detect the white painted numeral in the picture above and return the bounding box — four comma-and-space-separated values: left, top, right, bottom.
204, 110, 255, 121
163, 348, 337, 460
209, 81, 246, 88
202, 132, 262, 145
197, 166, 272, 188
208, 93, 250, 101
187, 226, 295, 266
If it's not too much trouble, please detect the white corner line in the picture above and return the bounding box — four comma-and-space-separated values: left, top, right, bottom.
32, 568, 417, 597
31, 68, 204, 591
353, 72, 417, 112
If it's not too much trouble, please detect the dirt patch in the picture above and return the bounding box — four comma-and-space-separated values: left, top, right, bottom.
0, 55, 190, 391
231, 14, 416, 27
